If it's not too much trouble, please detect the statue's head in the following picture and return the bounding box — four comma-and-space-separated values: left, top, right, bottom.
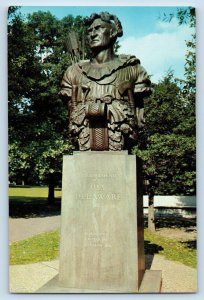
84, 12, 123, 50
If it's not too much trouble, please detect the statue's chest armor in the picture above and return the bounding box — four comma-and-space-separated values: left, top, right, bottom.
76, 67, 133, 102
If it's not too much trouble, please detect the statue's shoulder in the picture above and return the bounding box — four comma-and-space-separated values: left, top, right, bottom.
77, 60, 90, 69
64, 60, 90, 76
78, 59, 90, 65
75, 60, 91, 74
69, 56, 141, 81
118, 54, 141, 65
65, 60, 90, 69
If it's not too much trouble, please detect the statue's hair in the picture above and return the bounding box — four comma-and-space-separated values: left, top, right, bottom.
83, 12, 123, 38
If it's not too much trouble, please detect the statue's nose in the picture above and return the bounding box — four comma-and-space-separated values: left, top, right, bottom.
90, 28, 97, 37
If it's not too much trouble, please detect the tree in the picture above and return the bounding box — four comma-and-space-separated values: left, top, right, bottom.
133, 7, 196, 197
133, 71, 196, 195
8, 7, 40, 185
8, 142, 30, 185
8, 9, 87, 202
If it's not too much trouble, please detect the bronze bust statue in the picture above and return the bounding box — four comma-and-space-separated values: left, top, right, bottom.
60, 12, 152, 151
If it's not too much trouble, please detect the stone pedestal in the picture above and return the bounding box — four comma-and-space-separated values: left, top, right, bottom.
38, 151, 162, 293
59, 151, 144, 292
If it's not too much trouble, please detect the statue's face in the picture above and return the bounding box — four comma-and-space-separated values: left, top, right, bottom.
87, 18, 114, 49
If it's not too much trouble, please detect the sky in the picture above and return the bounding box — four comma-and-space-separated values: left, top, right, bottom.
18, 5, 195, 83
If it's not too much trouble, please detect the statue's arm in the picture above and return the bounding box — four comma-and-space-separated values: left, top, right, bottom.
134, 64, 152, 97
59, 66, 73, 102
134, 64, 152, 127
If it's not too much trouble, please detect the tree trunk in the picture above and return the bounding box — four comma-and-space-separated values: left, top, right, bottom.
48, 173, 55, 204
148, 191, 155, 232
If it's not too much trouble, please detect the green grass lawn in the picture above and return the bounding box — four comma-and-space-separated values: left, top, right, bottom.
145, 229, 196, 268
10, 230, 59, 265
10, 229, 197, 268
9, 186, 61, 199
9, 186, 61, 218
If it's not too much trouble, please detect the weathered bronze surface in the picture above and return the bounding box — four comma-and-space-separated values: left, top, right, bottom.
60, 12, 152, 151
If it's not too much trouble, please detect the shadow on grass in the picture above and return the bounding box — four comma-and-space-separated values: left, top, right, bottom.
9, 196, 61, 218
180, 240, 197, 250
9, 185, 33, 188
144, 240, 163, 269
144, 216, 196, 229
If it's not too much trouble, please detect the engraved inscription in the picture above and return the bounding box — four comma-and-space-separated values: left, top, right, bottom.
74, 168, 123, 207
75, 193, 121, 201
85, 173, 118, 178
90, 183, 104, 191
84, 232, 111, 248
80, 168, 123, 179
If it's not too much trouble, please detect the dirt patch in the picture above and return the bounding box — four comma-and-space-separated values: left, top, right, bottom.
155, 226, 197, 241
144, 216, 197, 241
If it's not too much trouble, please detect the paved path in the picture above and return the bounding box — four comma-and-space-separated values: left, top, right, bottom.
9, 255, 197, 293
9, 216, 61, 242
9, 216, 197, 293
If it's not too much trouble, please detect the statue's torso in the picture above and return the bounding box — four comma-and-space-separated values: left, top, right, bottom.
62, 55, 148, 103
60, 55, 151, 151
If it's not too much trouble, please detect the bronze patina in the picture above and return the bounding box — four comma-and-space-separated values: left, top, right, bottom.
60, 12, 152, 151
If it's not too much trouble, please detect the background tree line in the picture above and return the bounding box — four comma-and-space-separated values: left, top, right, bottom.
8, 7, 196, 202
133, 7, 196, 196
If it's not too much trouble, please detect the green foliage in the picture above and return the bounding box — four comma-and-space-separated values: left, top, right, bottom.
133, 7, 196, 195
170, 8, 196, 96
9, 142, 30, 181
133, 72, 196, 195
8, 8, 84, 187
162, 7, 195, 26
32, 136, 73, 180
